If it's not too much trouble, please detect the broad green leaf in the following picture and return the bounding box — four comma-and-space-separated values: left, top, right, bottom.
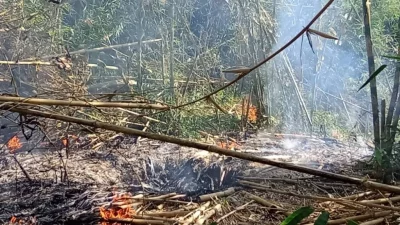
314, 211, 329, 225
358, 65, 387, 92
280, 206, 314, 225
209, 222, 218, 225
382, 55, 400, 61
347, 220, 359, 225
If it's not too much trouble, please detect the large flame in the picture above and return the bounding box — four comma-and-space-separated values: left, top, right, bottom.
7, 136, 22, 153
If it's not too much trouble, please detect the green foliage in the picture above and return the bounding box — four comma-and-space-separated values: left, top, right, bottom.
280, 207, 332, 225
280, 206, 314, 225
382, 55, 400, 60
314, 211, 329, 225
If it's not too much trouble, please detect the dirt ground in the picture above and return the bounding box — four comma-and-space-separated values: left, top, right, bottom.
0, 131, 375, 225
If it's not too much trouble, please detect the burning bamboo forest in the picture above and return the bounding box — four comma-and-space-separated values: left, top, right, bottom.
2, 0, 400, 224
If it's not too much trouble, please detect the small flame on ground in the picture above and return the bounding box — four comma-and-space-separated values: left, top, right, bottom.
100, 192, 135, 224
218, 140, 240, 150
10, 216, 17, 223
7, 136, 22, 153
62, 134, 80, 147
9, 216, 37, 225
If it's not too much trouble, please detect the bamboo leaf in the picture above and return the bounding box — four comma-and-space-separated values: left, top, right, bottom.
314, 211, 329, 225
306, 31, 315, 54
357, 65, 387, 92
308, 28, 338, 40
280, 206, 314, 225
382, 55, 400, 61
347, 220, 359, 225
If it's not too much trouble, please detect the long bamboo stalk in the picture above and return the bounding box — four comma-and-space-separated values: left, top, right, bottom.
362, 0, 380, 148
169, 0, 175, 100
4, 105, 400, 194
0, 96, 168, 109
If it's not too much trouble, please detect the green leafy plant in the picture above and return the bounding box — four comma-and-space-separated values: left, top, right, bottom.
280, 206, 314, 225
314, 211, 329, 225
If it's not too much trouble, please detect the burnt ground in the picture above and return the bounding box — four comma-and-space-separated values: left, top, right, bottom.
0, 131, 376, 225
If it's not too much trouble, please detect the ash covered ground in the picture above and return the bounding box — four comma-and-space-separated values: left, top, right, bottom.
0, 131, 373, 224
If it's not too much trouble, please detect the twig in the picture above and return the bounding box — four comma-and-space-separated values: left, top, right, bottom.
359, 217, 386, 225
216, 201, 253, 222
195, 204, 222, 225
118, 108, 166, 124
12, 155, 33, 183
132, 215, 176, 223
199, 188, 235, 202
143, 209, 191, 218
239, 180, 400, 211
181, 202, 211, 225
244, 192, 290, 215
361, 195, 400, 204
341, 191, 376, 200
326, 211, 392, 225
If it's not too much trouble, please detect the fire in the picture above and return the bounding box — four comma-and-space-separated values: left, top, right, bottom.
218, 140, 239, 150
232, 97, 257, 123
62, 135, 79, 147
10, 216, 17, 223
100, 192, 135, 223
9, 216, 37, 224
7, 136, 22, 153
62, 138, 68, 147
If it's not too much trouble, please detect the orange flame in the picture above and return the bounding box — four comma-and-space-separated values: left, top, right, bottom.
62, 135, 79, 147
62, 138, 68, 147
100, 192, 135, 223
234, 99, 257, 123
218, 141, 239, 150
10, 216, 17, 223
8, 136, 22, 153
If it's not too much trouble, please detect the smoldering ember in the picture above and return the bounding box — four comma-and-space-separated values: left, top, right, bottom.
1, 0, 400, 225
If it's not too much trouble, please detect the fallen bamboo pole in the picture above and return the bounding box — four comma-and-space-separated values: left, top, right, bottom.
0, 96, 168, 109
4, 105, 400, 194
